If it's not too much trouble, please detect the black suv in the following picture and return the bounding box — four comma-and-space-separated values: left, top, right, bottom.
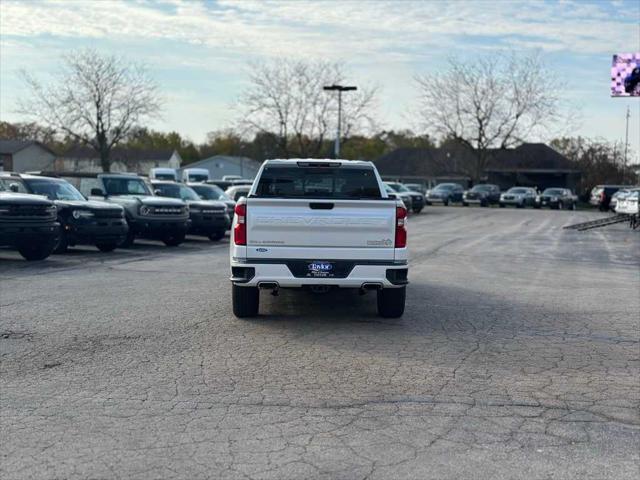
535, 188, 577, 210
0, 180, 59, 260
463, 184, 501, 207
150, 180, 230, 241
3, 174, 129, 252
58, 172, 190, 247
188, 183, 236, 228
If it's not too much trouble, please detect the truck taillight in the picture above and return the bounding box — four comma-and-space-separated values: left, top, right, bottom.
395, 205, 407, 248
234, 203, 246, 245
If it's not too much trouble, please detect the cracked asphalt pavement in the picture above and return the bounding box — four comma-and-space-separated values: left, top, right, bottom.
1, 207, 639, 479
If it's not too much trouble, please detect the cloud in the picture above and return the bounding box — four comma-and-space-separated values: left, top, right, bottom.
1, 0, 638, 149
1, 0, 636, 63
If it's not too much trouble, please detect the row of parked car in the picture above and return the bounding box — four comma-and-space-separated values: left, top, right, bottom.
386, 181, 580, 210
0, 171, 250, 261
589, 184, 640, 214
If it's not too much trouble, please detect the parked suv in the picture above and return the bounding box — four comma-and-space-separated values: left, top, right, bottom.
1, 173, 128, 253
225, 185, 252, 202
61, 172, 190, 247
590, 185, 626, 211
230, 159, 408, 319
188, 182, 236, 227
404, 183, 427, 195
426, 183, 464, 205
499, 187, 537, 208
384, 184, 413, 211
150, 180, 230, 241
615, 189, 639, 216
534, 188, 577, 210
0, 180, 59, 260
386, 182, 425, 213
463, 184, 501, 207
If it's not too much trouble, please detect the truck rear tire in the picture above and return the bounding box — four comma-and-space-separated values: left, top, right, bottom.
377, 286, 406, 318
121, 229, 135, 248
96, 243, 118, 252
209, 231, 225, 241
163, 232, 186, 247
232, 284, 259, 318
53, 230, 68, 254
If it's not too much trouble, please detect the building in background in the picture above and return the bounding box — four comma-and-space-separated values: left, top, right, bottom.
484, 144, 582, 191
55, 146, 182, 174
178, 155, 261, 180
375, 143, 581, 191
0, 140, 56, 172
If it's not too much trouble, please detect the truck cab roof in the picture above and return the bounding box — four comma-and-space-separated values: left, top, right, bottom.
262, 159, 374, 168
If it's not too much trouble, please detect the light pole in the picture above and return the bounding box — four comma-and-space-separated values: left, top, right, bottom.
323, 84, 357, 158
623, 106, 630, 182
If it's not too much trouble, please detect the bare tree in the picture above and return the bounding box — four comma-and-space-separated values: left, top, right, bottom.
415, 52, 564, 180
236, 59, 378, 158
18, 49, 162, 172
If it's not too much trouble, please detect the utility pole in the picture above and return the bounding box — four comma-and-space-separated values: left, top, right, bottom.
623, 106, 630, 183
323, 84, 357, 158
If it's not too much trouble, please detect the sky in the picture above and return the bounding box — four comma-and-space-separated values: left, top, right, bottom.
1, 0, 639, 161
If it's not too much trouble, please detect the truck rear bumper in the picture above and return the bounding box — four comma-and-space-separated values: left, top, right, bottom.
230, 260, 408, 289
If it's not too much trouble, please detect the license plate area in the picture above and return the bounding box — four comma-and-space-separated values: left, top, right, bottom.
286, 260, 356, 278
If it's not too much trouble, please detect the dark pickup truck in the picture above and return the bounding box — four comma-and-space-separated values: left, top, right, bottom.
3, 173, 129, 252
0, 183, 59, 260
58, 172, 190, 247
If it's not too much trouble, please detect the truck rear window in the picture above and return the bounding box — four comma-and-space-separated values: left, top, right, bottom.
255, 167, 382, 199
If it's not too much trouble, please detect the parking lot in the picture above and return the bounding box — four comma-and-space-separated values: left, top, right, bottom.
1, 207, 639, 479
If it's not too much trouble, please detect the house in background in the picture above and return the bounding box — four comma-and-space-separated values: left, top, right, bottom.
0, 140, 57, 172
55, 146, 182, 174
485, 143, 582, 191
375, 143, 581, 191
178, 155, 262, 180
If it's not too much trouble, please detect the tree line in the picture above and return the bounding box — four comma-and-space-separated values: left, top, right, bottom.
2, 49, 636, 189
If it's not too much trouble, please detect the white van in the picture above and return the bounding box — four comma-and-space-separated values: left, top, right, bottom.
149, 168, 177, 181
182, 168, 210, 183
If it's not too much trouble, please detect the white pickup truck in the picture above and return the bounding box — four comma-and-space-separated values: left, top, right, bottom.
229, 159, 408, 318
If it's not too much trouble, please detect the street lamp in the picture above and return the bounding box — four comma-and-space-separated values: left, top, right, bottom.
323, 84, 357, 158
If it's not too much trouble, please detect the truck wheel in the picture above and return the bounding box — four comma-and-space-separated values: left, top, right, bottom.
412, 207, 423, 214
232, 284, 259, 318
209, 231, 225, 241
163, 232, 185, 247
96, 243, 118, 252
120, 230, 135, 248
53, 230, 68, 254
462, 202, 469, 207
18, 241, 54, 261
443, 200, 449, 206
499, 203, 505, 208
377, 287, 406, 318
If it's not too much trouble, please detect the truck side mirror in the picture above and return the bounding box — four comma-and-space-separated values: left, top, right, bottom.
90, 188, 105, 196
9, 183, 20, 192
154, 189, 162, 196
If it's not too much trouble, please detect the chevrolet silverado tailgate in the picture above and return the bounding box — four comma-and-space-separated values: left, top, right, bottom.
246, 198, 396, 249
